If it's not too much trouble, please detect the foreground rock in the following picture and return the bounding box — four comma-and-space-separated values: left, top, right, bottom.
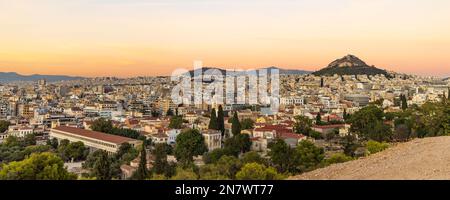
289, 137, 450, 180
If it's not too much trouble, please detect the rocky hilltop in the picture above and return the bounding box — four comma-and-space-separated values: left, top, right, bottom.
313, 55, 389, 76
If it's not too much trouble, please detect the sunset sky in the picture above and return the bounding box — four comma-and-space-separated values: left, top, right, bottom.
0, 0, 449, 77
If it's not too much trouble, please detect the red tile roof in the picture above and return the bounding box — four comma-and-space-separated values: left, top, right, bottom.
279, 132, 305, 140
312, 124, 347, 129
52, 126, 137, 144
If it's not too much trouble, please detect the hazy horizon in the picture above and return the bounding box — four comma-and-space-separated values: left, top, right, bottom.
1, 0, 450, 78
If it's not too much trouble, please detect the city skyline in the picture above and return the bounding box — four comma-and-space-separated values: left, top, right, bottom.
1, 0, 450, 77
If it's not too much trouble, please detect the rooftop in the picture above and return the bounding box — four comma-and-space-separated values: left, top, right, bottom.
52, 126, 137, 144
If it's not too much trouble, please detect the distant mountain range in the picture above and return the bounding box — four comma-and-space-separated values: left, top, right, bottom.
0, 72, 84, 83
313, 55, 389, 76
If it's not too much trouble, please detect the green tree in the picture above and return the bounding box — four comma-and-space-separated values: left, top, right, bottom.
170, 167, 198, 180
223, 133, 251, 156
174, 129, 208, 165
152, 143, 169, 175
0, 152, 77, 180
268, 139, 297, 173
132, 139, 150, 180
231, 112, 241, 136
65, 141, 89, 162
203, 148, 229, 164
22, 145, 51, 156
401, 94, 408, 110
241, 151, 267, 166
341, 134, 359, 156
110, 128, 143, 139
343, 109, 351, 121
23, 134, 37, 146
199, 164, 230, 180
169, 116, 183, 129
217, 105, 225, 136
295, 140, 325, 172
216, 156, 242, 179
46, 138, 59, 149
366, 140, 389, 155
293, 116, 312, 136
208, 108, 218, 130
0, 120, 10, 133
412, 102, 448, 137
349, 105, 392, 142
235, 163, 284, 180
443, 101, 450, 135
91, 118, 113, 133
309, 130, 323, 140
92, 150, 112, 180
57, 140, 89, 162
116, 142, 132, 160
240, 118, 255, 130
200, 155, 242, 180
4, 136, 21, 147
56, 139, 70, 161
316, 113, 322, 124
166, 108, 174, 116
324, 153, 353, 166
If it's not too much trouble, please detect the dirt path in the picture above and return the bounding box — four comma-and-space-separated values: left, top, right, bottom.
289, 136, 450, 180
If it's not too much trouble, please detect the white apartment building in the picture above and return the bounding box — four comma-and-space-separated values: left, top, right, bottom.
280, 97, 304, 105
8, 125, 34, 138
202, 129, 222, 151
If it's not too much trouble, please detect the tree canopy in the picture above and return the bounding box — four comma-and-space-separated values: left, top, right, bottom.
169, 116, 183, 129
235, 163, 285, 180
0, 120, 10, 133
174, 129, 207, 165
231, 112, 241, 136
293, 116, 313, 136
0, 152, 77, 180
349, 105, 392, 142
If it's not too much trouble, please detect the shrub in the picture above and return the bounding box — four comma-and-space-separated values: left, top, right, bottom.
324, 153, 353, 166
366, 140, 389, 155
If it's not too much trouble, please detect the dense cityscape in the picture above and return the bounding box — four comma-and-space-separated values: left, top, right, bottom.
0, 55, 448, 180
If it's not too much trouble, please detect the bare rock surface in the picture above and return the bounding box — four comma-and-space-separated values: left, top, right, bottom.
289, 137, 450, 180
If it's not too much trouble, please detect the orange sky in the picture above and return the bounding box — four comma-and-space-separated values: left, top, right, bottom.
0, 0, 449, 77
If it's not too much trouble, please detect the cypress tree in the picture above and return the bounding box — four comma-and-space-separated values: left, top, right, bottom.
316, 113, 322, 124
401, 94, 408, 110
231, 112, 241, 136
152, 144, 168, 175
217, 105, 225, 136
208, 108, 218, 130
134, 139, 149, 180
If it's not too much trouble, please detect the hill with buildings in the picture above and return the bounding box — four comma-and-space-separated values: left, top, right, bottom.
313, 55, 389, 76
0, 72, 84, 83
289, 136, 450, 180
